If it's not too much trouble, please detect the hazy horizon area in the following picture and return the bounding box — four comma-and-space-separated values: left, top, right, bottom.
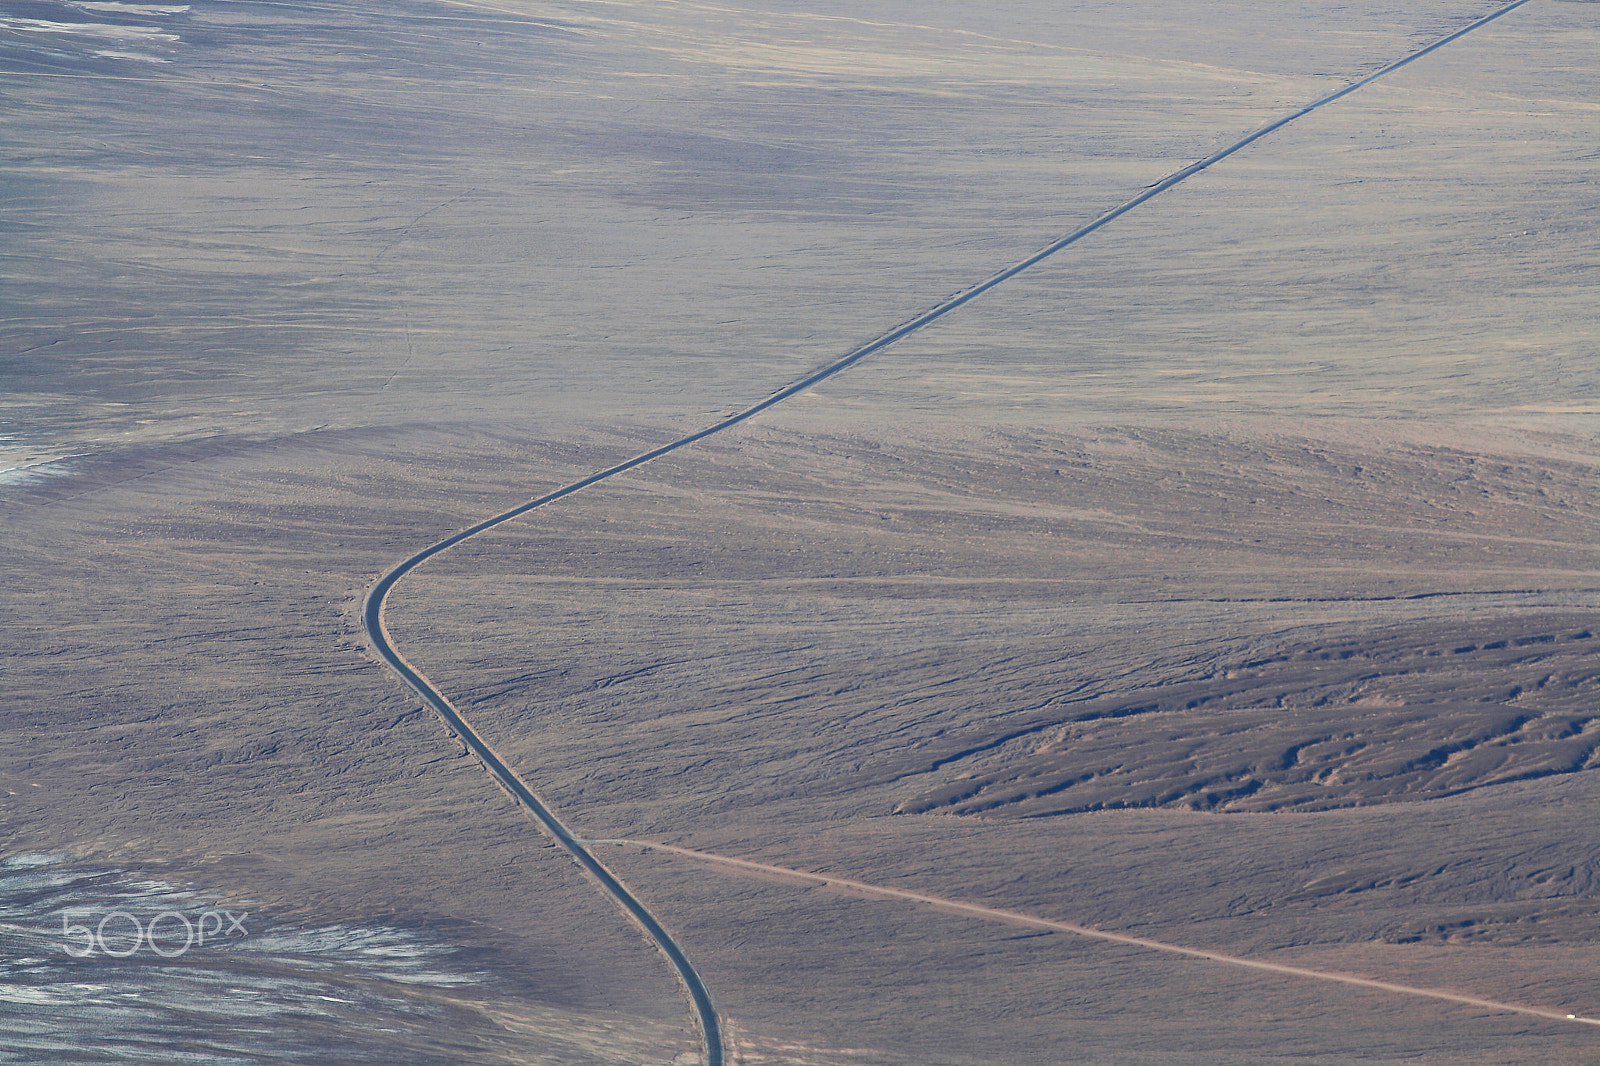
2, 1, 1596, 1063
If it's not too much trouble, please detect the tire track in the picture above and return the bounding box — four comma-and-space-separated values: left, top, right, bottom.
362, 4, 1539, 1062
587, 838, 1600, 1029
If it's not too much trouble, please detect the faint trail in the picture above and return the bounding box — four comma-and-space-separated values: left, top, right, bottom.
592, 839, 1600, 1029
361, 4, 1540, 1063
374, 195, 466, 389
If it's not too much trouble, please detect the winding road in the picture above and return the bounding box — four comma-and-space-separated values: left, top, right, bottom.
360, 3, 1554, 1062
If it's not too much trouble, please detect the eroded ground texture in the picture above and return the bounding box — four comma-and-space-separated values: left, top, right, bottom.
2, 0, 1596, 1063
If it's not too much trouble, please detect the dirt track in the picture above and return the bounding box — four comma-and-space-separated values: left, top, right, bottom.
5, 0, 1595, 1062
597, 838, 1600, 1028
354, 4, 1572, 1061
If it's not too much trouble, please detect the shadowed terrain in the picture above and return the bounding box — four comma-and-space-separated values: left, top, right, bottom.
894, 617, 1599, 818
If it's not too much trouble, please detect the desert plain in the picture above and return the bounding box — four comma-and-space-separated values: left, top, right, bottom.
1, 0, 1596, 1063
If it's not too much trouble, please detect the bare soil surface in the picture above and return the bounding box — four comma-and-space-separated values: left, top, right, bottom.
2, 0, 1596, 1063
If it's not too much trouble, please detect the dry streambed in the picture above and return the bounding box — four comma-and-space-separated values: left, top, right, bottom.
0, 853, 691, 1066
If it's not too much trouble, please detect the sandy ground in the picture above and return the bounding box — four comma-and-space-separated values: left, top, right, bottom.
2, 0, 1596, 1063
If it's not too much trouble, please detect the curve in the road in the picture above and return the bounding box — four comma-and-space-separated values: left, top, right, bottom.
361, 3, 1538, 1063
363, 585, 723, 1062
